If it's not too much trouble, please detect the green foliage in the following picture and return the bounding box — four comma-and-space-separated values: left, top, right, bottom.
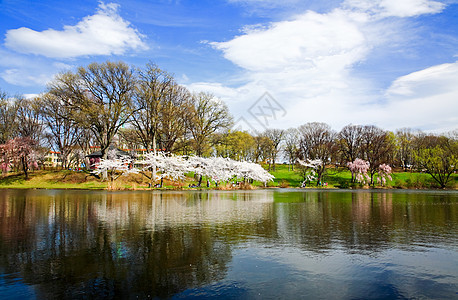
414, 138, 457, 188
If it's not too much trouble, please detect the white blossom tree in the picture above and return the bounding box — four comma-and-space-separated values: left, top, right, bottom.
92, 150, 138, 187
97, 151, 274, 189
188, 156, 274, 187
297, 158, 321, 186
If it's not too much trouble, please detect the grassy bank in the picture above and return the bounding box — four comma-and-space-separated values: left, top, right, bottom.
0, 165, 456, 190
268, 164, 457, 189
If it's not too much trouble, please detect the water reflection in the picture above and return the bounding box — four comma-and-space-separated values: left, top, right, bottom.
0, 189, 456, 299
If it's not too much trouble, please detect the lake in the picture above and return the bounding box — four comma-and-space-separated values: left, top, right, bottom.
0, 189, 456, 299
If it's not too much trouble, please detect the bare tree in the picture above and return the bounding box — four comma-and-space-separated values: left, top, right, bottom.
0, 91, 19, 144
188, 92, 232, 156
337, 124, 363, 182
360, 125, 393, 185
253, 135, 273, 164
49, 61, 135, 160
395, 128, 416, 171
131, 63, 175, 153
16, 97, 43, 143
263, 128, 285, 171
298, 122, 336, 185
39, 93, 80, 169
159, 84, 193, 152
283, 128, 300, 171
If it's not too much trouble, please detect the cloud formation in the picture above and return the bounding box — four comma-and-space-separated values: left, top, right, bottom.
382, 61, 458, 131
4, 2, 147, 58
343, 0, 445, 18
211, 10, 368, 72
193, 0, 455, 132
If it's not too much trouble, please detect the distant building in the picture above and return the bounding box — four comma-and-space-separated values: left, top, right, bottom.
44, 151, 62, 168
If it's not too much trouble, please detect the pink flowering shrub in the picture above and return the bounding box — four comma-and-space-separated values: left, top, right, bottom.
377, 164, 393, 186
0, 162, 10, 173
0, 137, 39, 178
347, 158, 370, 185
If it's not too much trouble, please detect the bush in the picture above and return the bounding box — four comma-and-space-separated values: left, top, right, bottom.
279, 180, 290, 188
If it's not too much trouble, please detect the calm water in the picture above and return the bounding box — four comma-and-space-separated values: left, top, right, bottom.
0, 189, 456, 299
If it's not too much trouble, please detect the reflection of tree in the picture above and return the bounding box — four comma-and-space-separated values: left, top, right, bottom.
272, 191, 456, 254
0, 190, 279, 298
0, 190, 456, 298
0, 191, 242, 298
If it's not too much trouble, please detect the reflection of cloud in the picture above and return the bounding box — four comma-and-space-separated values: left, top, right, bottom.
5, 2, 147, 58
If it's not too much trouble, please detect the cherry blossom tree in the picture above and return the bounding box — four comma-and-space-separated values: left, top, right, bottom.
347, 159, 392, 187
347, 158, 370, 185
0, 137, 39, 179
98, 151, 274, 188
235, 160, 274, 184
297, 158, 321, 186
188, 156, 236, 187
188, 156, 273, 187
138, 152, 197, 187
376, 164, 393, 186
92, 149, 138, 186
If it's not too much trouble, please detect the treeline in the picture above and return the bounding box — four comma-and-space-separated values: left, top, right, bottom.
0, 61, 232, 174
0, 60, 457, 187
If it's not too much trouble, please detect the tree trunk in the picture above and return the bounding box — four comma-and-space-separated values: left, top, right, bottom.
152, 134, 157, 187
21, 157, 28, 179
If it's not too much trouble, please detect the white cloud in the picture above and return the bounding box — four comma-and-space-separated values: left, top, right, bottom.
211, 10, 369, 72
0, 49, 75, 87
4, 2, 147, 58
202, 8, 374, 130
343, 0, 445, 18
1, 68, 51, 86
381, 62, 458, 131
23, 94, 39, 99
386, 62, 458, 97
194, 2, 455, 132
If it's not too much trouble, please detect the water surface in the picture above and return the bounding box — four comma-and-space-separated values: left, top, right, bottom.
0, 189, 456, 299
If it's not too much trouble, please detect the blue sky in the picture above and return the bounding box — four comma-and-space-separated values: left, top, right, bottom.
1, 0, 457, 132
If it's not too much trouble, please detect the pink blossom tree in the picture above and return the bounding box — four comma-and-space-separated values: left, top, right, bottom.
376, 164, 393, 186
0, 137, 39, 179
347, 158, 370, 186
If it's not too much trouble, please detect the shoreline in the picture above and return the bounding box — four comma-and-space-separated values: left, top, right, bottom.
0, 185, 456, 192
0, 168, 456, 191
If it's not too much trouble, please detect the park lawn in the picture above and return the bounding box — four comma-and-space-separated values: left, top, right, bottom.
0, 167, 456, 190
0, 170, 186, 190
0, 170, 108, 190
267, 164, 458, 189
266, 164, 302, 187
390, 171, 458, 189
268, 164, 351, 188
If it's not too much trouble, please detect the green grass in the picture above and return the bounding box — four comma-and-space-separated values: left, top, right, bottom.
389, 171, 457, 189
266, 164, 457, 189
1, 166, 456, 190
0, 170, 110, 190
268, 164, 303, 187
